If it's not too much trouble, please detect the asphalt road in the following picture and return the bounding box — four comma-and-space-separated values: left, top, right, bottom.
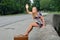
0, 14, 40, 40
0, 14, 31, 27
0, 13, 49, 40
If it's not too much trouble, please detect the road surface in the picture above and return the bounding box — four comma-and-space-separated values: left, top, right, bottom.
0, 14, 42, 40
1, 13, 58, 40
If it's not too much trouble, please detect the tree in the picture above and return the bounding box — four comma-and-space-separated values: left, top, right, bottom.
51, 0, 60, 11
20, 0, 31, 13
32, 0, 40, 11
40, 0, 51, 11
0, 0, 31, 15
40, 0, 60, 11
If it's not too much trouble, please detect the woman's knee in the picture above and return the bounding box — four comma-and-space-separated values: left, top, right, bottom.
29, 22, 34, 27
30, 22, 34, 25
30, 22, 37, 27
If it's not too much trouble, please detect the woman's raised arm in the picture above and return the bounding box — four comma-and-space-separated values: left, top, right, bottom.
25, 4, 32, 14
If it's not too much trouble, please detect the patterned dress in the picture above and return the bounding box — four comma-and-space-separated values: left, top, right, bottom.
34, 12, 43, 27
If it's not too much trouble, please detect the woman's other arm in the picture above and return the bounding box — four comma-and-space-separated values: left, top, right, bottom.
40, 16, 45, 27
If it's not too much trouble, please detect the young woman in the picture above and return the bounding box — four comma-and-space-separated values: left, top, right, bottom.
23, 4, 45, 36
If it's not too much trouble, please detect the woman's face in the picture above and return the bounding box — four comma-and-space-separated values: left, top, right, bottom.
32, 7, 38, 14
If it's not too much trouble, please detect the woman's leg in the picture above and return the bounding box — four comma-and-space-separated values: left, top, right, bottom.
24, 22, 39, 36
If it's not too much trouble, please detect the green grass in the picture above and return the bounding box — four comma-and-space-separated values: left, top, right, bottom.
0, 13, 27, 16
47, 11, 60, 14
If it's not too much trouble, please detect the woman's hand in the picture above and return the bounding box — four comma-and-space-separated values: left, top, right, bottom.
26, 4, 29, 9
40, 16, 45, 28
25, 4, 32, 14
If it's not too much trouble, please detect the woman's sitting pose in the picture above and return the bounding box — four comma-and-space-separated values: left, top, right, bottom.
23, 4, 45, 36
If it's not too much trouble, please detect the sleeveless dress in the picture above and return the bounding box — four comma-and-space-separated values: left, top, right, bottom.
34, 12, 43, 27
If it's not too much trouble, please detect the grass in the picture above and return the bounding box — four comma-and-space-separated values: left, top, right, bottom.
47, 11, 60, 14
0, 13, 27, 16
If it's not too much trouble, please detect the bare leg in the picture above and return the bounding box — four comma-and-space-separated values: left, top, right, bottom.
24, 22, 39, 36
